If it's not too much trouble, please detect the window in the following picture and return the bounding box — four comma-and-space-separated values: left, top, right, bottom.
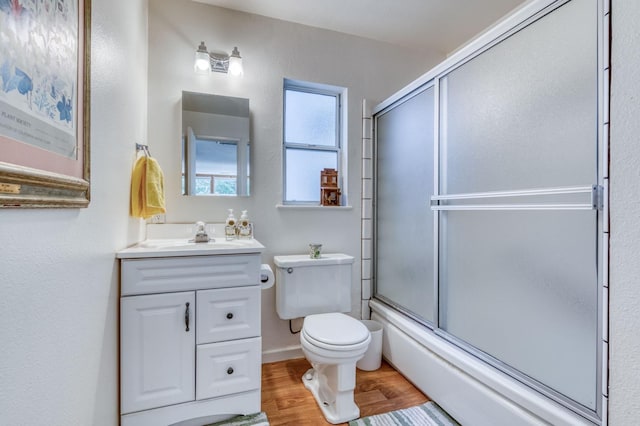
182, 138, 250, 196
283, 79, 345, 204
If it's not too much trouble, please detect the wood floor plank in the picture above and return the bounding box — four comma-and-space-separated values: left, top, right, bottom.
354, 389, 387, 406
261, 358, 429, 426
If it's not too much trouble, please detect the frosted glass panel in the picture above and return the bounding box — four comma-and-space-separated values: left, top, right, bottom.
375, 87, 435, 323
439, 210, 598, 409
285, 148, 337, 202
285, 90, 337, 146
440, 0, 597, 194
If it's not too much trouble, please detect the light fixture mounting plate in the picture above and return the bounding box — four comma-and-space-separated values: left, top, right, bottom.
209, 53, 230, 73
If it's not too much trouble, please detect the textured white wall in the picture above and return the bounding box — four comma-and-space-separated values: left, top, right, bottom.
147, 0, 443, 356
7, 2, 631, 425
0, 1, 148, 424
609, 0, 640, 424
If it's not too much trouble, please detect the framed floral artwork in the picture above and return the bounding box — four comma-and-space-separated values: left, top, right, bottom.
0, 0, 91, 208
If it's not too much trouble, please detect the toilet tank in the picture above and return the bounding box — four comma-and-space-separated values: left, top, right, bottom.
273, 253, 354, 320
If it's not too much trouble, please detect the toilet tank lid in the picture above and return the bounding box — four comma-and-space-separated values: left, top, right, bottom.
273, 253, 354, 268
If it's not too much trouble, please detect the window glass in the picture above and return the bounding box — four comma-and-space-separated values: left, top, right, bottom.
285, 90, 337, 146
195, 139, 237, 176
285, 148, 338, 202
195, 176, 212, 195
213, 177, 237, 195
283, 80, 343, 204
184, 139, 243, 195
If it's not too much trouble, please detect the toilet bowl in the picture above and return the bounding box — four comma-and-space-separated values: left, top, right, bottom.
300, 313, 371, 424
273, 253, 369, 424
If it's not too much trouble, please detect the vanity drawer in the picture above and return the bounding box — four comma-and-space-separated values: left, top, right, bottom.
121, 254, 260, 296
196, 337, 261, 400
196, 287, 260, 344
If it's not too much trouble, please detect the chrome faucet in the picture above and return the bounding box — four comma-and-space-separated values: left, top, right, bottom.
192, 221, 211, 243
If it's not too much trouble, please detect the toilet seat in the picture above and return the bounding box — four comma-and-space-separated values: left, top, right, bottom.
302, 313, 370, 351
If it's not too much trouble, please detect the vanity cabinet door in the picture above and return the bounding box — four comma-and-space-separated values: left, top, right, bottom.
121, 291, 196, 414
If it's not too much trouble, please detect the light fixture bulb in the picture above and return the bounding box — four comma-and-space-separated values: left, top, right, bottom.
228, 46, 244, 76
194, 41, 211, 74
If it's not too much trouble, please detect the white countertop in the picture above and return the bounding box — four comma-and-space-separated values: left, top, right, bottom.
116, 238, 265, 259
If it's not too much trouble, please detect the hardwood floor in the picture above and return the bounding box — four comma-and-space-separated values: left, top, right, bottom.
261, 358, 429, 426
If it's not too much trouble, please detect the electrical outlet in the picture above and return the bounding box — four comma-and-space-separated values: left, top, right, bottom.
149, 214, 165, 224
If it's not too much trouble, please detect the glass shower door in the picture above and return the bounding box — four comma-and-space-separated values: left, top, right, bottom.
436, 0, 599, 414
375, 85, 435, 324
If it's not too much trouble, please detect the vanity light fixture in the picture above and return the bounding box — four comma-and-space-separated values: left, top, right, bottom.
194, 41, 244, 76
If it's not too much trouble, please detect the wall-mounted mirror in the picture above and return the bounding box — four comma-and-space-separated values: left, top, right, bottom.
181, 91, 250, 196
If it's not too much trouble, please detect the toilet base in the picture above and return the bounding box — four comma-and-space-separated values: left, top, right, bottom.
302, 367, 360, 424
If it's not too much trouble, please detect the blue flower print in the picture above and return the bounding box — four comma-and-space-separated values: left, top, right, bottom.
1, 63, 33, 96
14, 67, 32, 95
57, 94, 72, 123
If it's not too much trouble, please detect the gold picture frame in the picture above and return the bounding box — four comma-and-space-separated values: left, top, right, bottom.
0, 0, 91, 208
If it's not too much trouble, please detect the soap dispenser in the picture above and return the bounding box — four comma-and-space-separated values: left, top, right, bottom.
225, 209, 237, 241
238, 210, 253, 239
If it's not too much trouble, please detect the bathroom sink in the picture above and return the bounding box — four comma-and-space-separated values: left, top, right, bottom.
117, 238, 265, 258
137, 238, 248, 249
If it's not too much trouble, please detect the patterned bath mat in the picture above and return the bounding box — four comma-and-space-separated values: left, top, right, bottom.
206, 411, 269, 426
349, 401, 459, 426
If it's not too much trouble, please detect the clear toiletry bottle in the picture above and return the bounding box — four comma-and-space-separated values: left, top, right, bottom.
238, 210, 252, 239
225, 209, 237, 240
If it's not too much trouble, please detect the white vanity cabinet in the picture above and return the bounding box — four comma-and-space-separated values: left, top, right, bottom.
117, 241, 265, 426
121, 291, 196, 414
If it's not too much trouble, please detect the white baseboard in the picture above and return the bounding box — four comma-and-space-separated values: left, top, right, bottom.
262, 345, 304, 363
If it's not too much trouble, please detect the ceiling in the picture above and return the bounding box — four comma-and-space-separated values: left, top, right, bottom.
192, 0, 529, 54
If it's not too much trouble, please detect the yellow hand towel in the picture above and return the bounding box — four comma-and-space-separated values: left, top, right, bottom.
144, 157, 166, 217
130, 155, 146, 218
130, 155, 166, 219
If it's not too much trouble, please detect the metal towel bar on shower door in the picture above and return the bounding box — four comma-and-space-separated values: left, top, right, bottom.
430, 185, 602, 211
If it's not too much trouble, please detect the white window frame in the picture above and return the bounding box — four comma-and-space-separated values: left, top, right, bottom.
282, 78, 346, 205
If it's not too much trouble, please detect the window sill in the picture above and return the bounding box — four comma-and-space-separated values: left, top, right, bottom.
276, 204, 353, 211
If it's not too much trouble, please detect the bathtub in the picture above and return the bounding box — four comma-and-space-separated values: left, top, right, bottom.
369, 299, 598, 426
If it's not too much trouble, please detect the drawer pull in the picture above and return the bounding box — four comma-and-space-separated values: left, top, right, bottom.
185, 302, 190, 332
226, 312, 234, 320
227, 367, 234, 375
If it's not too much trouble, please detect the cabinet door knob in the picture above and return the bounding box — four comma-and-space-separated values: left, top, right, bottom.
227, 367, 234, 375
226, 312, 234, 320
184, 302, 190, 332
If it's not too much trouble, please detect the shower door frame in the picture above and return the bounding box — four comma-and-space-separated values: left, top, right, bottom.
371, 0, 610, 423
372, 81, 438, 325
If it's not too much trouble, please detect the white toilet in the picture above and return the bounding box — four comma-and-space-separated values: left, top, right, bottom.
273, 253, 371, 424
